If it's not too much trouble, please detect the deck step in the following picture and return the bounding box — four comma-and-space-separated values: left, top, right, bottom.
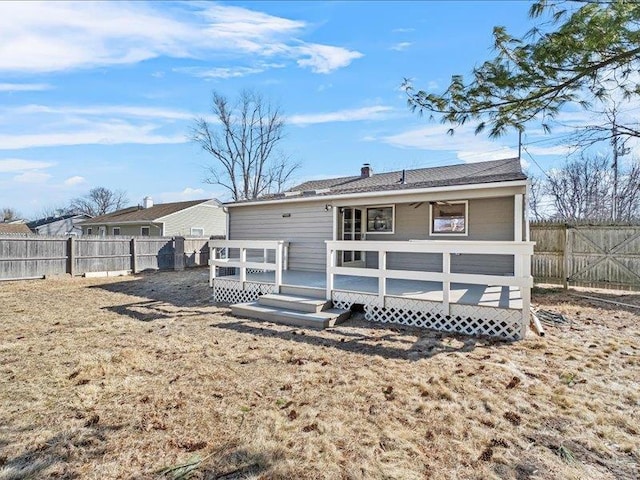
279, 284, 326, 299
258, 293, 331, 313
231, 302, 350, 329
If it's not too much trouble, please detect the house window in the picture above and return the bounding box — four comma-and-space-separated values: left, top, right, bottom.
430, 201, 468, 235
98, 226, 106, 237
366, 206, 394, 233
140, 226, 150, 236
190, 227, 205, 236
112, 227, 121, 235
86, 227, 92, 235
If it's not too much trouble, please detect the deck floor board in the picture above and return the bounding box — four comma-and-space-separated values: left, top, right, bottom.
218, 269, 522, 309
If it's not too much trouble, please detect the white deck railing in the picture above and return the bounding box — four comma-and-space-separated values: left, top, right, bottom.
326, 240, 535, 315
208, 240, 289, 288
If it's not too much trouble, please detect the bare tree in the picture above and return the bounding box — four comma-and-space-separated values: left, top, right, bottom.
192, 90, 299, 201
527, 176, 546, 221
1, 207, 20, 222
546, 156, 612, 221
69, 187, 128, 217
543, 155, 640, 222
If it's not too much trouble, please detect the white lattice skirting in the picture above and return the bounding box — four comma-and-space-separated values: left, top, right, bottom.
213, 278, 277, 304
332, 291, 524, 340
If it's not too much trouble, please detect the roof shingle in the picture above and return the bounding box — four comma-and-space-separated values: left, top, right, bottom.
233, 158, 526, 204
81, 199, 217, 225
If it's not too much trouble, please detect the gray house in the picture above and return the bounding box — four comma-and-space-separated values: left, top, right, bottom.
28, 214, 91, 236
80, 198, 226, 237
210, 158, 535, 340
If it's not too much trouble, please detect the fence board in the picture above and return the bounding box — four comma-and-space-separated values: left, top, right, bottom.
0, 235, 213, 281
531, 223, 640, 291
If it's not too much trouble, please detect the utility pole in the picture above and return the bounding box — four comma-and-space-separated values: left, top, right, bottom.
612, 122, 618, 221
518, 130, 522, 160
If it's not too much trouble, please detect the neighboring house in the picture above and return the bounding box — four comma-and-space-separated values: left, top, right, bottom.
210, 157, 535, 340
27, 214, 91, 236
79, 197, 226, 237
0, 221, 32, 235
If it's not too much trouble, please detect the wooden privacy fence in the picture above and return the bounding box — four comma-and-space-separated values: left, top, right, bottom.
531, 223, 640, 291
0, 235, 220, 281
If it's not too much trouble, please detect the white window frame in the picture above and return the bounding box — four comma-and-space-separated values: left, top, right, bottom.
190, 227, 205, 236
98, 226, 106, 237
86, 227, 92, 235
365, 204, 395, 234
112, 227, 121, 235
429, 200, 469, 236
140, 226, 150, 236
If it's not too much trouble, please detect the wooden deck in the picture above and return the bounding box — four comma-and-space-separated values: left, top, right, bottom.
220, 269, 523, 309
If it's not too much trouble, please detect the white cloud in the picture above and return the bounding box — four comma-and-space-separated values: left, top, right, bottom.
14, 171, 51, 183
175, 63, 285, 79
289, 106, 393, 125
0, 158, 54, 172
0, 121, 186, 149
63, 175, 85, 186
390, 42, 412, 52
0, 2, 361, 74
294, 44, 363, 74
0, 83, 51, 92
8, 104, 193, 120
392, 28, 415, 33
381, 124, 519, 163
155, 187, 222, 203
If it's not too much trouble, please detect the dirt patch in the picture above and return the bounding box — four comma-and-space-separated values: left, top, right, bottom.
0, 270, 638, 479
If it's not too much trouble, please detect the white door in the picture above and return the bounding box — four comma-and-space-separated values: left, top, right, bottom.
341, 207, 365, 267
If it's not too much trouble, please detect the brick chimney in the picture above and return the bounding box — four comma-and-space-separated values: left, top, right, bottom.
143, 196, 153, 209
361, 163, 373, 178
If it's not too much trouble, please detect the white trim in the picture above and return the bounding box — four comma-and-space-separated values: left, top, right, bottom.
112, 226, 121, 235
365, 204, 395, 234
429, 200, 468, 236
225, 180, 529, 208
140, 226, 150, 236
190, 227, 205, 236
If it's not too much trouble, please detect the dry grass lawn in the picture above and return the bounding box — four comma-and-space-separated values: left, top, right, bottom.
0, 269, 638, 479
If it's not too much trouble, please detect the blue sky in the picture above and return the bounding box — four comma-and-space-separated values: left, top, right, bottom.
0, 1, 611, 218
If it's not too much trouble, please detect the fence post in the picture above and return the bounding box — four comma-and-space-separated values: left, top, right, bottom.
67, 236, 76, 277
563, 225, 570, 290
174, 236, 185, 271
130, 238, 137, 274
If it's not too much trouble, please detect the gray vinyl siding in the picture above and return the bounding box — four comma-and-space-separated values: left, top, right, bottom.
229, 200, 333, 272
364, 197, 515, 275
160, 203, 226, 237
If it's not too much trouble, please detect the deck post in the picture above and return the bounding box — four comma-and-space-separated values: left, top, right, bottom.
275, 241, 283, 292
442, 252, 451, 314
326, 242, 334, 301
521, 252, 532, 338
208, 243, 216, 287
240, 247, 247, 283
378, 249, 387, 301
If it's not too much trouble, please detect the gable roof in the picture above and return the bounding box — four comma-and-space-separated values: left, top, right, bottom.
0, 222, 32, 234
81, 199, 218, 225
27, 214, 90, 229
229, 158, 526, 205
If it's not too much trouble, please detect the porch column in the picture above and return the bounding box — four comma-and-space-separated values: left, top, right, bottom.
514, 194, 524, 242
